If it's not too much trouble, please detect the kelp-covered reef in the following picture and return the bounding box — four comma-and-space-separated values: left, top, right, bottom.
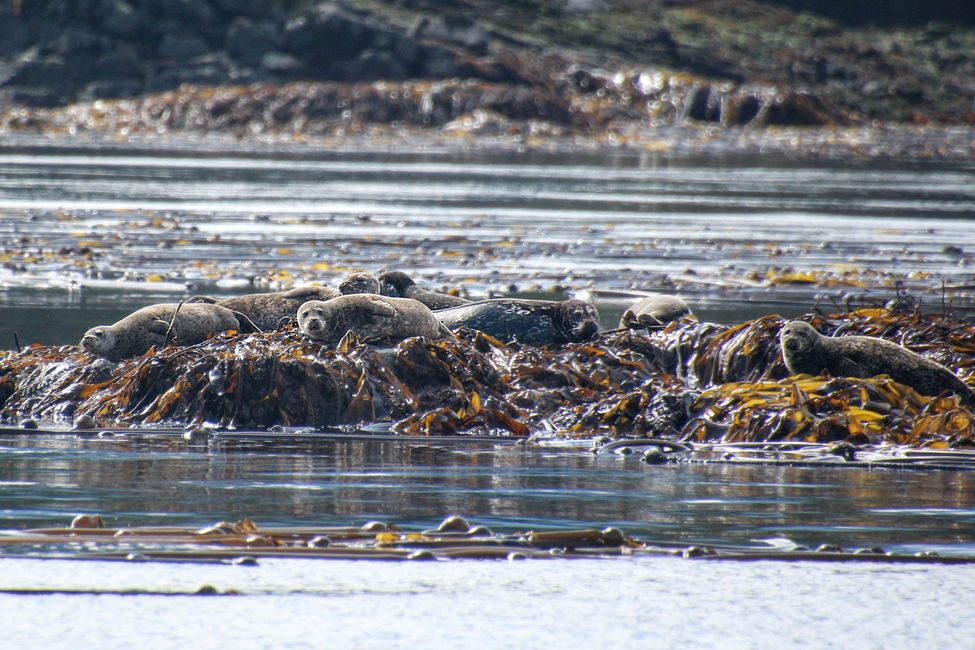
2, 305, 974, 448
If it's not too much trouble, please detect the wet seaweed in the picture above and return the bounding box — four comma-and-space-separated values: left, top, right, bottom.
0, 514, 972, 566
1, 307, 973, 448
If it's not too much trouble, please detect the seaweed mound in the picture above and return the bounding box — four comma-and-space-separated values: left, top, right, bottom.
1, 307, 973, 447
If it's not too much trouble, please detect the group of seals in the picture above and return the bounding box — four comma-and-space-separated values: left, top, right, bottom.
81, 303, 242, 362
76, 273, 975, 411
779, 320, 975, 406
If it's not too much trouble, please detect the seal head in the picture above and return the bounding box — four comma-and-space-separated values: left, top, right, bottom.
379, 270, 470, 309
556, 300, 601, 342
339, 272, 380, 295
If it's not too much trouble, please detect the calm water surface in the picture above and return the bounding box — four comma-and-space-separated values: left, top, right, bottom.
1, 143, 975, 647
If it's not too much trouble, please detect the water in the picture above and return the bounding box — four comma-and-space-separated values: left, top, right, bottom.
2, 141, 975, 647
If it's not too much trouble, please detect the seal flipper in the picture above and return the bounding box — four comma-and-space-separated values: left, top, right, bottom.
230, 310, 263, 334
185, 295, 219, 304
360, 296, 399, 318
147, 318, 171, 336
834, 354, 869, 378
437, 322, 459, 342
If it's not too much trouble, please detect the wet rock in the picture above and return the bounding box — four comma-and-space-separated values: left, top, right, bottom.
225, 17, 280, 69
157, 32, 211, 63
344, 50, 408, 82
95, 0, 142, 38
284, 4, 372, 66
93, 45, 145, 80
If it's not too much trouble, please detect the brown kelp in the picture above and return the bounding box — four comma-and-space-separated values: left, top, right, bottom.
1, 514, 972, 567
1, 307, 973, 448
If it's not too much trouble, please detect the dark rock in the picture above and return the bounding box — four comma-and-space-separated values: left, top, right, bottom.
344, 49, 409, 81
6, 54, 73, 89
284, 4, 372, 65
95, 0, 142, 38
94, 44, 145, 80
210, 0, 278, 20
0, 20, 34, 58
260, 52, 305, 77
411, 16, 490, 55
225, 17, 280, 69
80, 78, 143, 101
146, 54, 233, 93
157, 32, 211, 62
41, 25, 106, 58
0, 86, 63, 108
416, 43, 463, 78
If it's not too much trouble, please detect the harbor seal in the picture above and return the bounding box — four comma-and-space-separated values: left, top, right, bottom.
379, 271, 470, 309
81, 303, 241, 361
780, 320, 975, 406
208, 286, 339, 331
620, 294, 692, 328
298, 294, 446, 346
435, 299, 600, 346
338, 272, 380, 295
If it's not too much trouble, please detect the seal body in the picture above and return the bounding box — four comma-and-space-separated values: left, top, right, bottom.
780, 320, 975, 405
435, 299, 600, 345
81, 303, 240, 361
338, 272, 380, 295
620, 294, 691, 328
298, 295, 443, 346
215, 286, 339, 331
378, 271, 470, 310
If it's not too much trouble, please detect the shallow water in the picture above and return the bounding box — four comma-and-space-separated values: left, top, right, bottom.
2, 142, 975, 647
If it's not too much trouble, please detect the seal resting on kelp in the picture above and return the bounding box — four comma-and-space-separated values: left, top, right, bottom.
194, 286, 339, 331
780, 320, 975, 405
435, 299, 599, 346
379, 270, 470, 309
80, 303, 241, 361
338, 272, 381, 295
620, 294, 691, 328
298, 295, 447, 346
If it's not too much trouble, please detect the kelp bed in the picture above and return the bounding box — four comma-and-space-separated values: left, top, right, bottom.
2, 306, 975, 457
1, 515, 972, 576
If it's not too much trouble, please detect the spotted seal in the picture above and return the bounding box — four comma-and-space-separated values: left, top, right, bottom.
619, 294, 692, 328
338, 272, 381, 295
434, 299, 599, 346
378, 271, 470, 310
198, 286, 340, 331
780, 320, 975, 405
298, 294, 447, 346
81, 303, 241, 361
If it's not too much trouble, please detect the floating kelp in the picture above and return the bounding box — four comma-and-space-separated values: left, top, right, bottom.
1, 307, 973, 448
1, 514, 972, 568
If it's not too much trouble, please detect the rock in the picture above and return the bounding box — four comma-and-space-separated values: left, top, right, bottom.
157, 32, 211, 62
41, 25, 105, 58
416, 42, 463, 78
284, 4, 372, 65
0, 20, 34, 58
259, 52, 305, 77
79, 79, 144, 101
94, 44, 144, 80
344, 49, 408, 82
411, 16, 490, 55
146, 54, 233, 92
95, 0, 142, 38
225, 17, 280, 69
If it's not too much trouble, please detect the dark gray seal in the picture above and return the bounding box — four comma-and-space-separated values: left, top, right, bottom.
620, 294, 692, 328
81, 303, 240, 361
338, 272, 380, 295
298, 295, 446, 346
435, 299, 600, 346
209, 286, 339, 331
780, 320, 975, 406
379, 271, 470, 310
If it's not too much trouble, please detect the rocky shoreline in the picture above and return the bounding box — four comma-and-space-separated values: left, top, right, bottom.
2, 1, 974, 148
